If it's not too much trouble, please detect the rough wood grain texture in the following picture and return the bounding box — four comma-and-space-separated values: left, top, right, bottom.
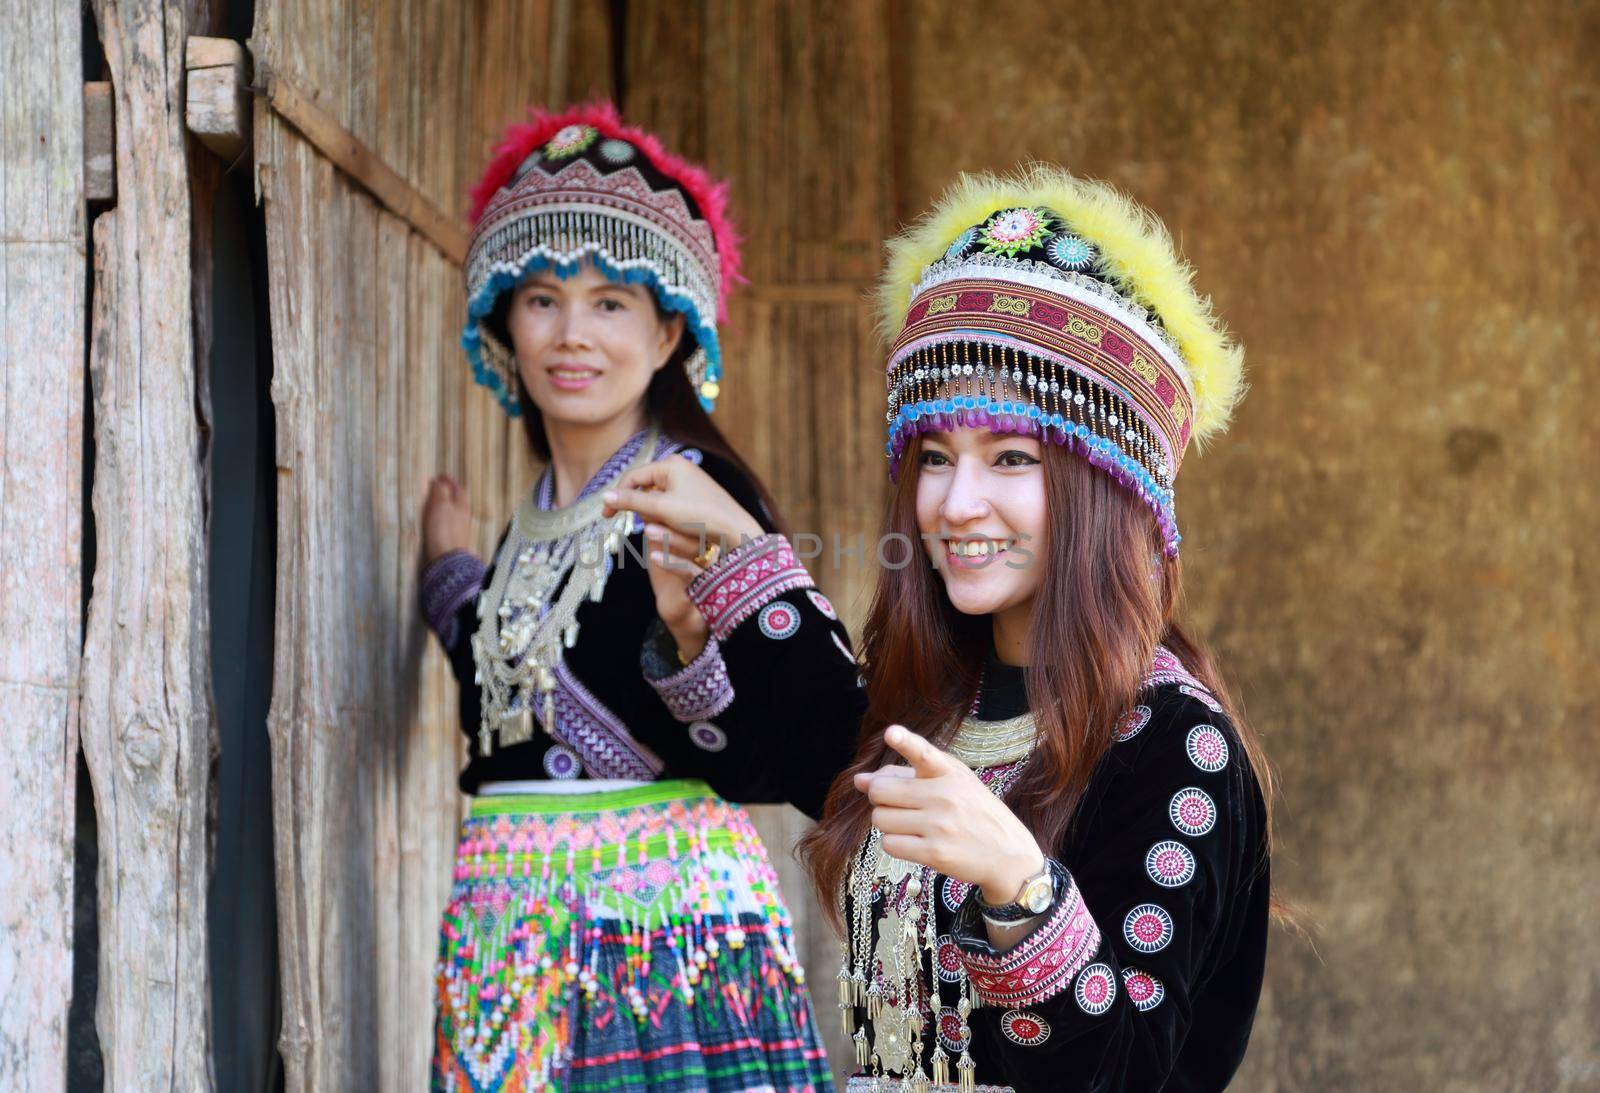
186, 36, 250, 163
251, 0, 589, 1084
620, 3, 896, 1080
78, 0, 215, 1087
0, 1, 86, 1086
891, 1, 1600, 1088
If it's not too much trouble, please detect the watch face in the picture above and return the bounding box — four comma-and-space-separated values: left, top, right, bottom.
1022, 876, 1054, 914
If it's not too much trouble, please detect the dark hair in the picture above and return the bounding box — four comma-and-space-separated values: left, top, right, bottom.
489, 286, 787, 531
797, 436, 1275, 926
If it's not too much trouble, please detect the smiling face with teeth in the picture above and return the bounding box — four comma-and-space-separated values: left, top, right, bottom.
505, 260, 686, 433
914, 427, 1048, 653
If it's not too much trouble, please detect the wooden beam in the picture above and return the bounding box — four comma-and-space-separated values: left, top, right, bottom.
186, 36, 250, 164
84, 81, 115, 201
259, 65, 468, 265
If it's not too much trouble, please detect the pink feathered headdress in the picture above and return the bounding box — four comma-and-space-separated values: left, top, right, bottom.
468, 101, 742, 319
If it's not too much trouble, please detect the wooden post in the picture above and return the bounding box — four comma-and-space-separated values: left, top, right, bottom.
79, 0, 214, 1088
0, 0, 86, 1088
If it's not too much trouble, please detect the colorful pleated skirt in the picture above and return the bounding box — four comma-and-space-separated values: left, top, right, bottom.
431, 780, 832, 1092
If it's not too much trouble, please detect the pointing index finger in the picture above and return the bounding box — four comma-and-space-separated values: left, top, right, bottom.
883, 725, 953, 778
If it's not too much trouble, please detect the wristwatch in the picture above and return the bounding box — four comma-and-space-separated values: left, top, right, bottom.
977, 858, 1061, 925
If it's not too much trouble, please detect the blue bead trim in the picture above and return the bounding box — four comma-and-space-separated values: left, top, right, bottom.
885, 395, 1182, 554
460, 249, 723, 415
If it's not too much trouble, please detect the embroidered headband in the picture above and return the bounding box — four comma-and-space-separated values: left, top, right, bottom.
875, 165, 1244, 555
463, 102, 742, 414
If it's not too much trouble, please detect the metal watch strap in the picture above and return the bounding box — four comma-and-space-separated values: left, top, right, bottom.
977, 858, 1062, 925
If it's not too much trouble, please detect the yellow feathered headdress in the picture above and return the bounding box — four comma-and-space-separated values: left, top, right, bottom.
876, 164, 1243, 446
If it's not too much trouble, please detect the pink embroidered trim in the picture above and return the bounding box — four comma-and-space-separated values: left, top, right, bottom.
686, 534, 815, 643
647, 636, 735, 723
1139, 646, 1222, 704
960, 875, 1102, 1009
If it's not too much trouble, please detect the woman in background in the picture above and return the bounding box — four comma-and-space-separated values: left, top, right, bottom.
419, 104, 860, 1092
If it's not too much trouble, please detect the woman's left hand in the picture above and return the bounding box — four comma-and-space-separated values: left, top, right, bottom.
854, 725, 1046, 905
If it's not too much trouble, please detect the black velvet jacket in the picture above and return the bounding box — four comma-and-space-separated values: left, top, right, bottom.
844, 651, 1270, 1092
423, 438, 866, 821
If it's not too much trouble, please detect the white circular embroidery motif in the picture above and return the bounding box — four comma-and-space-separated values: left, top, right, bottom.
1170, 787, 1217, 837
935, 935, 964, 983
1186, 724, 1230, 773
1123, 904, 1174, 954
806, 589, 838, 619
688, 721, 727, 752
1145, 840, 1197, 888
1122, 967, 1165, 1012
1000, 1009, 1051, 1046
757, 601, 801, 639
1115, 705, 1152, 743
941, 876, 971, 912
1074, 964, 1117, 1015
543, 744, 581, 780
937, 1007, 970, 1052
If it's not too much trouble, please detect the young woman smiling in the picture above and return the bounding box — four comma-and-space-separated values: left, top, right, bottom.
419, 105, 859, 1093
790, 167, 1276, 1092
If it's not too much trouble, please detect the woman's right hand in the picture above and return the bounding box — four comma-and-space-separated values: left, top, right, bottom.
601, 456, 764, 564
423, 474, 473, 563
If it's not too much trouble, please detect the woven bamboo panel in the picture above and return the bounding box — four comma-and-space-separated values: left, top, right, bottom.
252, 0, 603, 1085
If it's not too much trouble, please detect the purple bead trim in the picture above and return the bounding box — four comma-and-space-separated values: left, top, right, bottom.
646, 636, 735, 723
421, 550, 488, 650
542, 659, 665, 781
535, 429, 683, 514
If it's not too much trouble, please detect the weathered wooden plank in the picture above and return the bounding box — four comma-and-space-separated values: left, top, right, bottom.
0, 25, 86, 1083
78, 0, 212, 1087
0, 34, 87, 1065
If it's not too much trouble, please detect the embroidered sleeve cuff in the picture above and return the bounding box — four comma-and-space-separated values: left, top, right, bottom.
952, 865, 1103, 1009
420, 549, 486, 650
685, 534, 815, 642
640, 620, 736, 722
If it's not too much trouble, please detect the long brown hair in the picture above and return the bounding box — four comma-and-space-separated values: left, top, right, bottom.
798, 435, 1275, 925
